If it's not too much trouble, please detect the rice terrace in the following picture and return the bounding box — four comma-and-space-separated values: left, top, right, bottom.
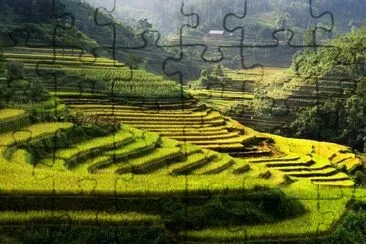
0, 0, 365, 243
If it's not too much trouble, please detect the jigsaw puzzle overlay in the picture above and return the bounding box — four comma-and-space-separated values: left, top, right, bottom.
0, 0, 365, 243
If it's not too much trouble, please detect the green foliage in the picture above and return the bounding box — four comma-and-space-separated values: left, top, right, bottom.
2, 0, 65, 22
0, 78, 49, 106
214, 65, 224, 78
330, 207, 366, 244
0, 225, 167, 244
28, 104, 67, 123
275, 25, 366, 150
163, 187, 306, 231
6, 61, 24, 80
188, 66, 228, 89
134, 18, 153, 33
288, 78, 366, 150
22, 123, 115, 165
292, 25, 366, 78
0, 49, 5, 76
303, 28, 315, 53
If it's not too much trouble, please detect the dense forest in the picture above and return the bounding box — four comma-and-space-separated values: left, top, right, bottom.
284, 25, 366, 150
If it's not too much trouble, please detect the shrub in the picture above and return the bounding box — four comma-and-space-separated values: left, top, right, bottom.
162, 188, 306, 231
0, 50, 5, 76
6, 61, 24, 80
329, 206, 366, 244
26, 80, 47, 102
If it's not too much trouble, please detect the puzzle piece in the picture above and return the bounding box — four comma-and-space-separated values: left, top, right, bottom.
225, 0, 334, 47
174, 2, 228, 63
163, 1, 256, 80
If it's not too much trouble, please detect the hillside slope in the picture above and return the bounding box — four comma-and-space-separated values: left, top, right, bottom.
0, 0, 195, 77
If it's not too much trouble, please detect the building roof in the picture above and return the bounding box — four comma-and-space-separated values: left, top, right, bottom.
209, 30, 224, 35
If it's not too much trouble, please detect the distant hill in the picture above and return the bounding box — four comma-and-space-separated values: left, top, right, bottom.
92, 0, 366, 38
0, 0, 199, 79
2, 0, 366, 79
87, 0, 366, 67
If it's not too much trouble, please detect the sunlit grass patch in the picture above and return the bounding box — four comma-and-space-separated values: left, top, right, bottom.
182, 197, 349, 241
193, 153, 235, 175
45, 129, 134, 168
0, 109, 25, 121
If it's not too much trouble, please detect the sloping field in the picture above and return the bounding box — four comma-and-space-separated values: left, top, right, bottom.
192, 67, 356, 133
1, 47, 365, 242
4, 47, 182, 98
55, 91, 272, 155
0, 105, 364, 242
3, 47, 273, 155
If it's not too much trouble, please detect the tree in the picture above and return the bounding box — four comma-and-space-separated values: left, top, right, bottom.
214, 65, 224, 78
0, 48, 5, 76
303, 28, 315, 53
6, 61, 24, 80
288, 78, 366, 150
26, 80, 47, 102
135, 18, 153, 33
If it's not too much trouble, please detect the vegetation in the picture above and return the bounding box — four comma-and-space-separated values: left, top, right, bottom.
280, 25, 366, 151
0, 0, 196, 79
0, 48, 6, 76
0, 0, 365, 243
3, 47, 184, 99
110, 0, 366, 68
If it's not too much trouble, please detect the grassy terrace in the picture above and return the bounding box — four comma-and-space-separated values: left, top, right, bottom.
4, 47, 182, 98
2, 46, 365, 242
256, 131, 361, 186
0, 106, 365, 242
0, 109, 25, 120
187, 89, 254, 100
33, 124, 252, 177
186, 67, 289, 132
2, 48, 260, 152
27, 66, 359, 188
0, 107, 359, 188
192, 67, 357, 133
0, 108, 30, 133
41, 130, 134, 169
0, 112, 286, 194
222, 67, 287, 82
60, 91, 258, 153
0, 120, 74, 163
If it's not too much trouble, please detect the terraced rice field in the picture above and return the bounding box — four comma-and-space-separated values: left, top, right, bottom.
186, 67, 289, 132
4, 47, 181, 98
192, 67, 357, 133
0, 104, 363, 242
34, 124, 254, 177
0, 108, 30, 133
53, 91, 272, 156
0, 108, 291, 196
0, 108, 360, 188
254, 132, 362, 186
2, 47, 361, 189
